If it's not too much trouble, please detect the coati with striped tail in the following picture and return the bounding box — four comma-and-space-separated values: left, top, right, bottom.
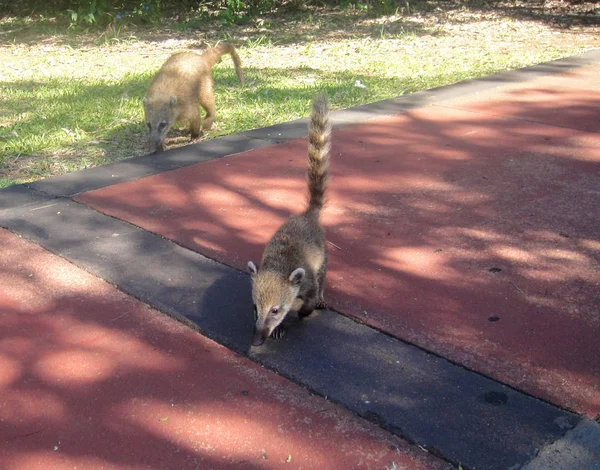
248, 94, 331, 346
143, 43, 244, 153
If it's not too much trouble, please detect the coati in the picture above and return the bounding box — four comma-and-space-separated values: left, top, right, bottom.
248, 94, 331, 346
143, 43, 244, 153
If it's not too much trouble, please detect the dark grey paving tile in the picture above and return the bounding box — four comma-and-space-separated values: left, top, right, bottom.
241, 119, 309, 143
0, 184, 53, 212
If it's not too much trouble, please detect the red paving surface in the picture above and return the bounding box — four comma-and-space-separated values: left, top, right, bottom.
441, 62, 600, 133
0, 229, 448, 470
77, 64, 600, 418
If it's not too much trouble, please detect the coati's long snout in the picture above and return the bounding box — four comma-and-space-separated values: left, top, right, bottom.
248, 94, 331, 346
143, 96, 176, 153
252, 328, 267, 347
251, 303, 266, 346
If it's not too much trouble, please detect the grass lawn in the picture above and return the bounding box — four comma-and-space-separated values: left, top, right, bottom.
1, 1, 599, 188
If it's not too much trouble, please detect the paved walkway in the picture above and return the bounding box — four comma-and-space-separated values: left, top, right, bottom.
1, 51, 600, 470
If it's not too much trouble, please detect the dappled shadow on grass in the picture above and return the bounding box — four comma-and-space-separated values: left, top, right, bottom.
0, 6, 441, 48
0, 17, 199, 48
77, 85, 600, 417
2, 0, 599, 50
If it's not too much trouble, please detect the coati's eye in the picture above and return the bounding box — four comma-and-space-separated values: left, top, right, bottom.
252, 304, 257, 319
270, 307, 279, 314
146, 122, 151, 130
158, 121, 167, 131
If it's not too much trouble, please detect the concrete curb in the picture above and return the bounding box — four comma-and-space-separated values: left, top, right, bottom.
523, 419, 600, 470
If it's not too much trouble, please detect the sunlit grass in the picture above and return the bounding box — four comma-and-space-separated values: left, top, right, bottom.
1, 74, 151, 183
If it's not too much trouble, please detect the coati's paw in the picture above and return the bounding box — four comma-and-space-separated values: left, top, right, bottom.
315, 299, 328, 310
271, 326, 286, 340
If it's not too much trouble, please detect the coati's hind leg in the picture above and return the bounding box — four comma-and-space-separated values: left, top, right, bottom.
199, 75, 216, 132
315, 258, 328, 310
188, 106, 202, 140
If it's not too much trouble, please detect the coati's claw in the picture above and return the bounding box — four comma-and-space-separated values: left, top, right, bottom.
271, 326, 286, 340
315, 299, 328, 310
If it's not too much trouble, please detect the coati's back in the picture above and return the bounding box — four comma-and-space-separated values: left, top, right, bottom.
144, 52, 206, 116
260, 210, 326, 282
248, 94, 331, 346
145, 44, 243, 111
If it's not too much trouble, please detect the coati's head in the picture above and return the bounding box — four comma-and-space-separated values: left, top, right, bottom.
142, 95, 178, 153
247, 262, 305, 346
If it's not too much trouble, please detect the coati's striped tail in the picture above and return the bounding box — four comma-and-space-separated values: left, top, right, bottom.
306, 94, 331, 215
202, 43, 244, 85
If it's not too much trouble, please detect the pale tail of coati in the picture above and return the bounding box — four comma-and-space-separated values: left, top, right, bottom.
247, 94, 331, 346
143, 42, 244, 153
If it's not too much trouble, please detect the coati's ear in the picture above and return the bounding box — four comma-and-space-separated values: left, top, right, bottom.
169, 95, 177, 106
289, 268, 305, 286
247, 261, 258, 276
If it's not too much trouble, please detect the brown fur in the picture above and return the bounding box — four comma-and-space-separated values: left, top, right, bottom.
143, 43, 244, 153
248, 94, 331, 346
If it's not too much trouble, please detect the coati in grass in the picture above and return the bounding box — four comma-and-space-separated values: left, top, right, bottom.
143, 43, 244, 153
247, 94, 331, 346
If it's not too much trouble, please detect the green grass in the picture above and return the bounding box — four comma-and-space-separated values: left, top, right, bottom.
1, 5, 598, 186
1, 75, 148, 185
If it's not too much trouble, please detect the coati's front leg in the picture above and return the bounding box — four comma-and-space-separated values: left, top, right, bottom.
181, 103, 202, 140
